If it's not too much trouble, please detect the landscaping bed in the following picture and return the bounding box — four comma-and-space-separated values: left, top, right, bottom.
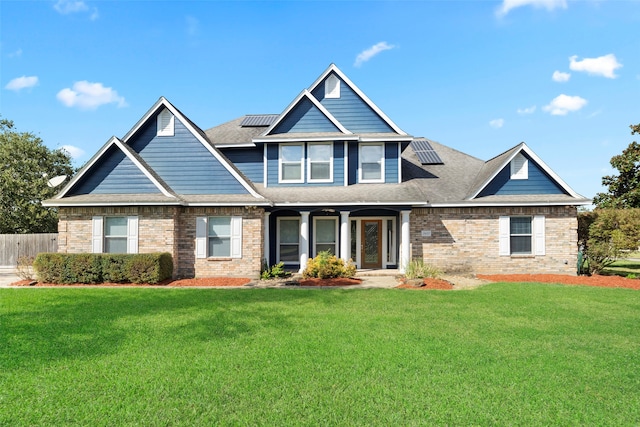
478, 273, 640, 290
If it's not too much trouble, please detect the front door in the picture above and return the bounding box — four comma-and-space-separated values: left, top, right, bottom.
361, 220, 382, 269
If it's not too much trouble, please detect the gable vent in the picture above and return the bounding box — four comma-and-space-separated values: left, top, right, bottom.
510, 153, 528, 179
240, 114, 278, 127
411, 139, 443, 165
157, 108, 175, 136
325, 74, 340, 99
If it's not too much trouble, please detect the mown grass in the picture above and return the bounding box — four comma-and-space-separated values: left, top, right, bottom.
1, 284, 639, 425
604, 258, 640, 277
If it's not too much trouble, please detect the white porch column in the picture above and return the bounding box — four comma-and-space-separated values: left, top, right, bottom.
340, 211, 350, 262
263, 212, 271, 266
400, 210, 411, 273
299, 211, 310, 273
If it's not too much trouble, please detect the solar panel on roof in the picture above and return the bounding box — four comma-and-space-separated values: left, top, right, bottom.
411, 139, 443, 165
240, 115, 278, 127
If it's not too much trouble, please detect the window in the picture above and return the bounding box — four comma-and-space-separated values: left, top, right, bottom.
499, 216, 545, 256
92, 216, 138, 254
314, 218, 337, 255
308, 142, 333, 182
325, 74, 340, 99
279, 144, 304, 183
278, 218, 300, 264
510, 153, 528, 180
196, 216, 242, 259
359, 143, 384, 182
157, 108, 175, 137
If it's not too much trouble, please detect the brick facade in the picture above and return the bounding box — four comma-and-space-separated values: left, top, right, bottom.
57, 206, 264, 279
410, 206, 578, 275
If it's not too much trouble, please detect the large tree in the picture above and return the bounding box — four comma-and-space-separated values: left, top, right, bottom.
593, 123, 640, 208
0, 118, 75, 233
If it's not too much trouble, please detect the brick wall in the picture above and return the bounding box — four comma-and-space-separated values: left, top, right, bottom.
410, 206, 578, 275
58, 206, 264, 279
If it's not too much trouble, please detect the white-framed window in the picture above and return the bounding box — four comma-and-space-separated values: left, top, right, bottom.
92, 216, 138, 254
510, 153, 528, 180
325, 74, 340, 99
196, 216, 242, 259
279, 143, 304, 183
313, 217, 338, 256
277, 217, 300, 264
359, 143, 384, 183
308, 142, 333, 182
157, 108, 175, 137
499, 215, 545, 256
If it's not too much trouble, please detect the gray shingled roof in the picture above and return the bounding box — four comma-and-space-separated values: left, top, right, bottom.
205, 116, 268, 146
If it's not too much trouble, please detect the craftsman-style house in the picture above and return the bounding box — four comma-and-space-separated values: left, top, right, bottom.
45, 64, 590, 278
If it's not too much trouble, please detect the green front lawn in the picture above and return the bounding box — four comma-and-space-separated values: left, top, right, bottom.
2, 285, 639, 425
604, 258, 640, 277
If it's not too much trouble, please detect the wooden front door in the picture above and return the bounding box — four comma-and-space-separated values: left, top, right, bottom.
361, 220, 382, 269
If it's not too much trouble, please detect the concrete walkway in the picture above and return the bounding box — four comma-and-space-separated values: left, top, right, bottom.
0, 267, 20, 287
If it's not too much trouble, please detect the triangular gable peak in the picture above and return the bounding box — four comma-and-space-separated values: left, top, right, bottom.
123, 97, 264, 199
307, 64, 407, 136
259, 90, 352, 138
469, 142, 582, 199
56, 137, 176, 199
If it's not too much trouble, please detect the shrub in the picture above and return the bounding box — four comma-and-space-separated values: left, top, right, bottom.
261, 261, 290, 280
404, 259, 442, 280
303, 251, 356, 279
584, 208, 640, 274
15, 256, 35, 281
33, 253, 173, 284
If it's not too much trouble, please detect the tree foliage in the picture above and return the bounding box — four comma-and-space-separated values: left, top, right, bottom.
579, 208, 640, 274
593, 123, 640, 208
0, 118, 75, 233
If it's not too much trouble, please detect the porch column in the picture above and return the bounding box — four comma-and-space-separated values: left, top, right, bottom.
400, 210, 411, 273
340, 211, 350, 262
263, 212, 271, 266
299, 211, 310, 273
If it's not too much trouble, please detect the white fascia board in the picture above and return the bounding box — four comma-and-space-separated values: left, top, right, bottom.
469, 142, 583, 200
185, 202, 273, 207
308, 64, 408, 136
43, 200, 184, 207
127, 97, 264, 200
359, 136, 414, 142
253, 135, 360, 143
215, 142, 257, 148
272, 201, 422, 207
258, 90, 352, 138
428, 200, 592, 208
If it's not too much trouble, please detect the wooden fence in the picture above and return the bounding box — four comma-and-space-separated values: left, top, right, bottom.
0, 234, 58, 267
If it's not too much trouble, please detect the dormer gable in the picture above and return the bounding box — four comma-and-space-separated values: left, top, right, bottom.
156, 108, 175, 137
471, 143, 582, 199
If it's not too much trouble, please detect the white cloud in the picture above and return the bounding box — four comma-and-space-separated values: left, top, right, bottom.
57, 81, 127, 110
354, 42, 395, 67
496, 0, 567, 17
489, 118, 505, 129
54, 0, 89, 14
61, 145, 85, 159
543, 94, 587, 115
5, 75, 39, 91
552, 70, 571, 82
569, 54, 622, 79
517, 105, 536, 115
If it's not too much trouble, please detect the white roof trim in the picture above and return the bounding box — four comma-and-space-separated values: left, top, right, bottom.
271, 201, 422, 207
123, 97, 264, 200
215, 142, 257, 148
43, 201, 185, 207
258, 90, 352, 138
469, 142, 583, 199
428, 200, 592, 208
307, 64, 408, 136
253, 135, 360, 143
55, 136, 176, 199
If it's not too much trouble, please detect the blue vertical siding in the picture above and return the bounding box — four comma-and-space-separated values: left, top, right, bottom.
220, 146, 264, 184
348, 143, 358, 184
266, 142, 345, 187
128, 114, 249, 194
271, 97, 340, 134
477, 153, 568, 196
69, 145, 160, 195
311, 74, 395, 133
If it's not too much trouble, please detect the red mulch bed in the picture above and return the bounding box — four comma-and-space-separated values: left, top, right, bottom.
477, 274, 640, 290
396, 278, 454, 290
11, 277, 252, 287
298, 277, 362, 287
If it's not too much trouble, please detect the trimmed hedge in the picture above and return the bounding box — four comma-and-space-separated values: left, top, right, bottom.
33, 253, 174, 284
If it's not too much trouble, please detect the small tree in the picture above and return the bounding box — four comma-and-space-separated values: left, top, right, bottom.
583, 208, 640, 274
0, 118, 75, 233
593, 123, 640, 208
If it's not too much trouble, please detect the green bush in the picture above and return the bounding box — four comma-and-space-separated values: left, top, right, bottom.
261, 261, 290, 280
303, 251, 356, 279
33, 253, 173, 284
404, 259, 442, 279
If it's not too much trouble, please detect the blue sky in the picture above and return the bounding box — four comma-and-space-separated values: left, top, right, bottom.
2, 0, 639, 201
